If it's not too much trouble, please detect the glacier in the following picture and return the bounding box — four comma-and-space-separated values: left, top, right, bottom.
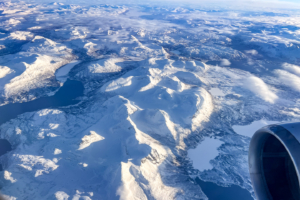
0, 0, 300, 199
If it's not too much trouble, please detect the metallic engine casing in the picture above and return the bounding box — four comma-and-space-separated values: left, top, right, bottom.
248, 122, 300, 200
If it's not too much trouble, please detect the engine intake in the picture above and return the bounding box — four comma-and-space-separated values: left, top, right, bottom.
249, 122, 300, 200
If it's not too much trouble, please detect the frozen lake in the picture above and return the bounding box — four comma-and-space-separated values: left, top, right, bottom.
55, 61, 81, 83
188, 137, 223, 172
209, 88, 225, 97
233, 119, 281, 138
189, 137, 254, 199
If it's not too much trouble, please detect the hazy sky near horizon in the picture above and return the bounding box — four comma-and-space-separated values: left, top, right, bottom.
13, 0, 300, 10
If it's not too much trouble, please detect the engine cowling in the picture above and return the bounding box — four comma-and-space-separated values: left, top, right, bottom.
249, 122, 300, 200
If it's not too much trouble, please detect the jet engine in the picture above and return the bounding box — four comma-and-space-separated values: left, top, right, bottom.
249, 122, 300, 200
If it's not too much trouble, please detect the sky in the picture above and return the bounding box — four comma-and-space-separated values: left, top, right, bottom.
145, 0, 300, 9
280, 0, 300, 2
15, 0, 300, 7
6, 0, 300, 15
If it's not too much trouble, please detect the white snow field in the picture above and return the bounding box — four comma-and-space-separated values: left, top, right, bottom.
0, 0, 300, 200
0, 34, 75, 104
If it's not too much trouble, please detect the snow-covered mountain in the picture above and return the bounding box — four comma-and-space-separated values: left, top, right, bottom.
0, 1, 300, 199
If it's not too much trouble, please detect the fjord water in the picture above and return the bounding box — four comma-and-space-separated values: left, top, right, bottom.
0, 139, 12, 170
0, 79, 84, 125
196, 178, 253, 200
0, 79, 84, 170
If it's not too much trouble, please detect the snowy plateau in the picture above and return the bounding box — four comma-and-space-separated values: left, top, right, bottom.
0, 0, 300, 199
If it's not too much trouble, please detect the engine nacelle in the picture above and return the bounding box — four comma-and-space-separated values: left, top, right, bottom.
249, 122, 300, 200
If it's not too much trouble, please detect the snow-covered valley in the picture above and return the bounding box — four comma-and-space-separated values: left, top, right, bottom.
0, 0, 300, 199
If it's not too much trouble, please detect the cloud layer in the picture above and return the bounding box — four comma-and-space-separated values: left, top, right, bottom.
275, 69, 300, 93
282, 63, 300, 77
243, 76, 278, 103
